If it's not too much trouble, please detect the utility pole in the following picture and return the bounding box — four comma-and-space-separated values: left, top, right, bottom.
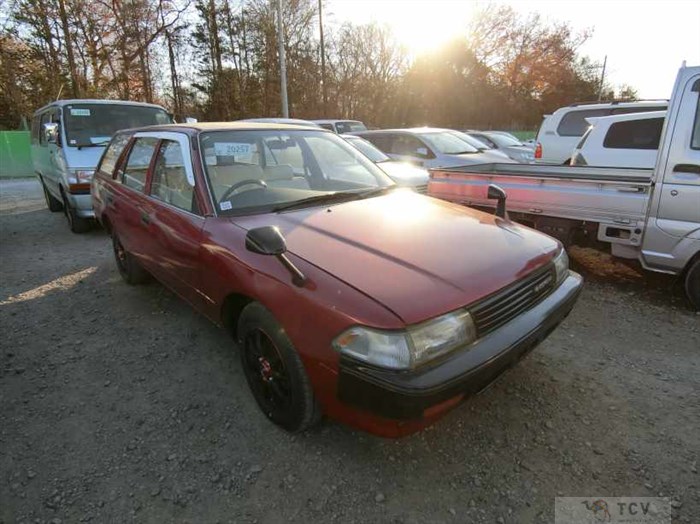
597, 55, 607, 101
277, 0, 289, 117
319, 0, 327, 113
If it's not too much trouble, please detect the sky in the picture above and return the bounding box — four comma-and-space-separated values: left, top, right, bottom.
326, 0, 700, 99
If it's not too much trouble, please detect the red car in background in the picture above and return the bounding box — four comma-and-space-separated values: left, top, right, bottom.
92, 122, 582, 438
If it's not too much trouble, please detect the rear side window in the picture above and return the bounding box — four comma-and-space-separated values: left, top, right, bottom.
151, 140, 197, 213
603, 118, 664, 150
122, 137, 158, 192
557, 109, 610, 137
692, 96, 700, 150
98, 134, 131, 177
389, 135, 431, 158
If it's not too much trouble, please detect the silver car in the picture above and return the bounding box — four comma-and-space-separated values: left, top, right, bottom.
343, 135, 429, 193
354, 128, 515, 169
467, 131, 535, 163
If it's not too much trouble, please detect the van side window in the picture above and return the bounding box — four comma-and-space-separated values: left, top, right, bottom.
97, 134, 131, 177
39, 113, 49, 145
557, 109, 610, 137
692, 96, 700, 150
31, 115, 40, 144
150, 140, 197, 214
122, 137, 158, 192
603, 118, 664, 150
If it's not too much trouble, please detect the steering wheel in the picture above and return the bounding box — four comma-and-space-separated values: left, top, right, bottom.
219, 179, 267, 203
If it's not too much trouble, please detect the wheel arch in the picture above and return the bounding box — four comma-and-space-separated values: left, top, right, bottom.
220, 292, 256, 340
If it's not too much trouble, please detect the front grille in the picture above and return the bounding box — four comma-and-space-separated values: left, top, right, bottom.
471, 265, 555, 337
414, 184, 428, 194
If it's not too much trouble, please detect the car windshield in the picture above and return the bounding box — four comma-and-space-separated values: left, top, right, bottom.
488, 133, 523, 147
62, 103, 171, 147
344, 136, 391, 163
420, 132, 479, 154
450, 131, 493, 150
336, 121, 368, 134
200, 129, 394, 215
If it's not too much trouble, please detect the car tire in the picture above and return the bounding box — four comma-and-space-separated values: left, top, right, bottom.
41, 179, 63, 212
237, 302, 321, 432
112, 232, 150, 285
684, 258, 700, 310
61, 189, 91, 234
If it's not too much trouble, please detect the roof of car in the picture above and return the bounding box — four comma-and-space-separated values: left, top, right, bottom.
312, 119, 363, 124
121, 122, 332, 134
584, 110, 667, 126
34, 99, 167, 114
239, 118, 320, 127
356, 127, 451, 135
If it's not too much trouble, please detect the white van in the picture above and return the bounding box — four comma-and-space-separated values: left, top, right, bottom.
534, 100, 668, 164
571, 111, 666, 169
31, 99, 172, 232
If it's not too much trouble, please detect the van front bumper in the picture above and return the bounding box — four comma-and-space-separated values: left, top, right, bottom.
66, 192, 95, 218
337, 271, 583, 421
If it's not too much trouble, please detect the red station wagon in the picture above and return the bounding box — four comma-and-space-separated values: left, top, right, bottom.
92, 123, 583, 438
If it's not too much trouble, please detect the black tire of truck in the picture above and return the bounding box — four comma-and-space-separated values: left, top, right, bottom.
684, 258, 700, 310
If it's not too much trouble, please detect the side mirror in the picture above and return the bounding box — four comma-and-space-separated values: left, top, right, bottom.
246, 226, 287, 255
185, 117, 198, 124
487, 184, 508, 219
246, 226, 307, 286
43, 122, 59, 145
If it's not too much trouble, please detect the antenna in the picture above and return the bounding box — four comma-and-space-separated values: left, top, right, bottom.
55, 84, 65, 101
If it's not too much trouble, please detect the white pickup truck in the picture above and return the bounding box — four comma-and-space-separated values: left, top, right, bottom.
428, 63, 700, 308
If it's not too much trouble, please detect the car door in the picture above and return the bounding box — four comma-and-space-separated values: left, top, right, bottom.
144, 132, 207, 309
109, 135, 160, 268
654, 73, 700, 238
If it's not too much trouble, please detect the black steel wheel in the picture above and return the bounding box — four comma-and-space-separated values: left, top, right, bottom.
238, 303, 320, 432
112, 232, 149, 285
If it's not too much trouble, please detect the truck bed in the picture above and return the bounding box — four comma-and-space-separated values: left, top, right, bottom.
428, 163, 653, 225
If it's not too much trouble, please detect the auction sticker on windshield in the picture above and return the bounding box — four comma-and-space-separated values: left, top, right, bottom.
214, 142, 251, 156
69, 108, 91, 116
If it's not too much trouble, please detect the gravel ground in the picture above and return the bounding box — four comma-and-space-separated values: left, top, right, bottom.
1, 178, 698, 523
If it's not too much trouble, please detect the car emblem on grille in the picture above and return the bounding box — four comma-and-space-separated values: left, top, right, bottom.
533, 275, 553, 294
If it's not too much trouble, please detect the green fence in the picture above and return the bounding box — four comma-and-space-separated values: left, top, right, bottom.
0, 131, 33, 178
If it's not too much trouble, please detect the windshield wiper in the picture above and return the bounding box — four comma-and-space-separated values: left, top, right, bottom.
449, 150, 477, 155
272, 186, 396, 212
272, 192, 363, 212
77, 140, 110, 149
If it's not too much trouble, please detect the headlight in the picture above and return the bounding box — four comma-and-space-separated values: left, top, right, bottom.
69, 170, 94, 184
333, 309, 477, 370
553, 247, 569, 284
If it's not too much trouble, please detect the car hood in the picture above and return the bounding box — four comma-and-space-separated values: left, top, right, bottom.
377, 162, 429, 187
439, 151, 515, 166
232, 191, 559, 325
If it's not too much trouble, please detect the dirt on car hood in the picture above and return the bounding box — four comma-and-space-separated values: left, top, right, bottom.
233, 191, 559, 325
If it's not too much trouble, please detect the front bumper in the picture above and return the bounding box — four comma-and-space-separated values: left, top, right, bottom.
337, 271, 583, 420
66, 192, 95, 218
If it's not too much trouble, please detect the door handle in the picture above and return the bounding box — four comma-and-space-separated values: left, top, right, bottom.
140, 211, 151, 225
673, 163, 700, 174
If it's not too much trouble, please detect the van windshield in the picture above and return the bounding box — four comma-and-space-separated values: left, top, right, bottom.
62, 103, 171, 147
